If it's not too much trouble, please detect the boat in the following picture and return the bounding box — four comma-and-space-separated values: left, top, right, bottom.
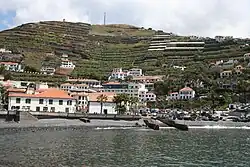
157, 118, 188, 131
79, 118, 90, 123
143, 119, 159, 130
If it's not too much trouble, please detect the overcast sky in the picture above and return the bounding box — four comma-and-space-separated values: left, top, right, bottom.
0, 0, 249, 37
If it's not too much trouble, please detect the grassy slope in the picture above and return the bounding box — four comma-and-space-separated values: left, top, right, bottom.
0, 21, 249, 81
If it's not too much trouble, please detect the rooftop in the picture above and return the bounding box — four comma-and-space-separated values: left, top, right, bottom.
88, 92, 116, 102
9, 88, 73, 99
179, 87, 194, 92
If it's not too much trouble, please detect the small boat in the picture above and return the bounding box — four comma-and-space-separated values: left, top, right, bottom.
79, 118, 90, 123
158, 118, 188, 131
143, 119, 159, 130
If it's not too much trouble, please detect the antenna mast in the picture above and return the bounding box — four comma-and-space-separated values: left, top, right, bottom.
104, 12, 106, 25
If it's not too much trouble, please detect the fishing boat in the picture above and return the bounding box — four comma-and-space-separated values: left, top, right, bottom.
157, 117, 188, 131
143, 119, 159, 130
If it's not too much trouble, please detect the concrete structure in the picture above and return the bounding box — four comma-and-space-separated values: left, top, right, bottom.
0, 62, 22, 72
148, 34, 170, 51
168, 87, 195, 100
40, 66, 55, 75
132, 75, 164, 83
67, 77, 101, 88
173, 66, 186, 71
88, 92, 117, 114
8, 88, 76, 113
165, 42, 205, 50
60, 83, 89, 92
128, 68, 143, 77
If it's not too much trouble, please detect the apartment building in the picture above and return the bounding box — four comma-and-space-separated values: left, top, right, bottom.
168, 87, 195, 100
101, 82, 156, 102
109, 68, 143, 80
60, 83, 89, 92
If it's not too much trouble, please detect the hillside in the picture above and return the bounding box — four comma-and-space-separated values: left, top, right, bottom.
0, 21, 250, 80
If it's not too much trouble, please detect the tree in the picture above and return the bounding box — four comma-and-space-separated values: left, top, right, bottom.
129, 96, 139, 114
113, 94, 130, 114
97, 94, 108, 114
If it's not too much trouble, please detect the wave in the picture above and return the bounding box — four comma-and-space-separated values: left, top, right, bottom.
188, 125, 250, 130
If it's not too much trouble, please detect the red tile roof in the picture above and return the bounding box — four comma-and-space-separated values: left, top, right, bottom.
0, 62, 18, 65
9, 88, 73, 99
179, 87, 193, 92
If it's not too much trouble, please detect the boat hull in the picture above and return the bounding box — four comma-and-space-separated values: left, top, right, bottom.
143, 119, 159, 130
158, 118, 188, 131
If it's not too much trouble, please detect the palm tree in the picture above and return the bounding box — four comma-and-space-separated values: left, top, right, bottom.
113, 94, 130, 114
97, 94, 108, 114
129, 96, 139, 114
237, 80, 250, 104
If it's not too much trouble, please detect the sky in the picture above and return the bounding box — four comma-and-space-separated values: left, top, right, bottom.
0, 0, 249, 38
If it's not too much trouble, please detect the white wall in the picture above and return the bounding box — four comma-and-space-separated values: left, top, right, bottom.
8, 97, 76, 113
88, 102, 117, 114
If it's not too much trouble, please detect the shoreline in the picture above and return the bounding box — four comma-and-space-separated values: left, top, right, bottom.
0, 119, 250, 130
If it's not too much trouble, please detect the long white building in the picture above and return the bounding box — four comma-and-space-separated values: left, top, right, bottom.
8, 88, 76, 113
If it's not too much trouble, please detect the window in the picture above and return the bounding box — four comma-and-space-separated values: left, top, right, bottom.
51, 107, 55, 112
25, 99, 31, 104
49, 99, 53, 105
16, 98, 21, 103
59, 100, 63, 105
65, 108, 69, 113
39, 99, 44, 104
67, 100, 72, 105
36, 107, 40, 112
43, 107, 48, 112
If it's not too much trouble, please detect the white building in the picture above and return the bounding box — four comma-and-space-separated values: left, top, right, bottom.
168, 87, 195, 100
60, 54, 75, 69
40, 66, 55, 75
70, 92, 89, 111
0, 48, 12, 53
0, 62, 22, 71
173, 66, 186, 71
109, 68, 128, 80
88, 92, 117, 114
102, 82, 156, 103
60, 83, 89, 92
8, 88, 76, 113
66, 77, 101, 88
128, 68, 143, 77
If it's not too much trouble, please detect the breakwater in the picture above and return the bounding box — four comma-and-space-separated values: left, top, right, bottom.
0, 111, 141, 121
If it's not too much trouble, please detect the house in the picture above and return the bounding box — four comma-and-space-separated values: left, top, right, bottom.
173, 66, 186, 71
128, 68, 143, 77
88, 92, 117, 114
60, 54, 75, 69
220, 70, 233, 78
179, 87, 195, 100
0, 62, 22, 72
109, 68, 128, 80
40, 66, 55, 75
8, 88, 76, 113
167, 87, 195, 100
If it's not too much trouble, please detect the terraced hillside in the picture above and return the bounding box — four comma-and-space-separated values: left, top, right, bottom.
0, 21, 249, 80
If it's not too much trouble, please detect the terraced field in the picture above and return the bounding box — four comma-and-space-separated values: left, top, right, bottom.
0, 21, 249, 81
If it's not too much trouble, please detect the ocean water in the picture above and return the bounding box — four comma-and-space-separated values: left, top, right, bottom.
0, 126, 250, 167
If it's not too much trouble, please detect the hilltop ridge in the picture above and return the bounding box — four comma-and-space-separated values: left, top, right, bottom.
0, 21, 249, 79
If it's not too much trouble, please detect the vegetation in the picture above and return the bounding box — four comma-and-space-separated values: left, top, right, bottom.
97, 94, 108, 114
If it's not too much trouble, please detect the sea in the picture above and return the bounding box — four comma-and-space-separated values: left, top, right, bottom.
0, 123, 250, 167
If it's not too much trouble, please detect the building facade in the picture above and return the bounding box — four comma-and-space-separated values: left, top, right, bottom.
0, 62, 22, 72
168, 87, 195, 100
8, 89, 76, 113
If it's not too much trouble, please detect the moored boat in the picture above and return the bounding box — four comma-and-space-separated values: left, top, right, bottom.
157, 118, 188, 131
143, 119, 159, 130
